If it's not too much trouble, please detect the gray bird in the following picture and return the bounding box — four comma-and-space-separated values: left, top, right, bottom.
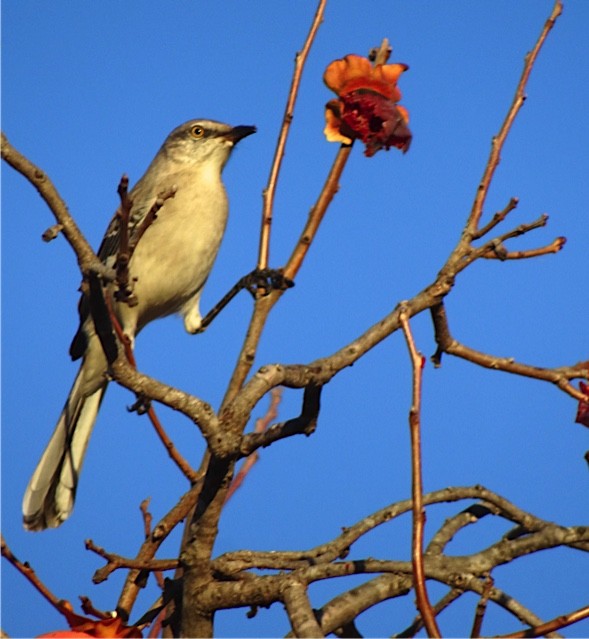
22, 119, 256, 530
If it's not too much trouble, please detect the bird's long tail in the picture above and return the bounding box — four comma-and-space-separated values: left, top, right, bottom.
22, 362, 107, 531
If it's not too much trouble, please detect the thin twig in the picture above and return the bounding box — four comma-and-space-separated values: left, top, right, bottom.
225, 388, 283, 503
1, 534, 67, 614
239, 384, 321, 457
197, 268, 293, 333
101, 293, 200, 481
473, 197, 519, 239
480, 236, 566, 260
114, 175, 134, 304
85, 539, 178, 583
79, 596, 110, 620
427, 503, 494, 555
396, 588, 464, 637
114, 177, 176, 307
140, 498, 153, 540
258, 0, 328, 271
42, 222, 64, 242
470, 573, 494, 637
466, 0, 563, 233
283, 144, 352, 281
128, 187, 176, 253
399, 309, 441, 638
496, 603, 589, 638
430, 303, 589, 401
116, 481, 205, 616
140, 499, 166, 590
222, 143, 353, 407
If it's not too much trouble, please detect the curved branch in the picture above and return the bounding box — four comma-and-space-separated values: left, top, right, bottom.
1, 132, 112, 280
430, 303, 589, 401
211, 486, 564, 575
239, 384, 321, 457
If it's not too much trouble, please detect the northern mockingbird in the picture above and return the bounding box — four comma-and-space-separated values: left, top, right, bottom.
23, 119, 256, 531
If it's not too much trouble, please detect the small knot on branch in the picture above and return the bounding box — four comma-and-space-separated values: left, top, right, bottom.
42, 223, 64, 242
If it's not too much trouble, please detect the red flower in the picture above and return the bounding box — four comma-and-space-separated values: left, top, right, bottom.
575, 381, 589, 428
324, 53, 412, 157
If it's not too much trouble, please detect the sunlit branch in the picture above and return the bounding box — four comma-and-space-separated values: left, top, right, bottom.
399, 310, 441, 638
466, 0, 563, 233
258, 0, 328, 271
430, 303, 589, 401
470, 574, 494, 638
1, 132, 112, 281
496, 603, 589, 638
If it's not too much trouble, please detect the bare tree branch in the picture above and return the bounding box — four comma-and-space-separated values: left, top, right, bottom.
399, 309, 440, 637
282, 578, 324, 638
465, 0, 563, 234
258, 0, 328, 271
1, 132, 112, 281
430, 302, 589, 401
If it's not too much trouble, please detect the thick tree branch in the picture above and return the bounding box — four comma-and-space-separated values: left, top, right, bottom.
211, 486, 586, 578
282, 578, 324, 638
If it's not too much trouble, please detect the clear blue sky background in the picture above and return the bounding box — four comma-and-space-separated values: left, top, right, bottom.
2, 1, 588, 637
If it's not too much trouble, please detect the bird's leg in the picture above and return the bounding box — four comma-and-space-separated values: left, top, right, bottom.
196, 267, 294, 333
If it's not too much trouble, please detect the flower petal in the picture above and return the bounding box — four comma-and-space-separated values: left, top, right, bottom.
324, 55, 373, 94
324, 102, 353, 144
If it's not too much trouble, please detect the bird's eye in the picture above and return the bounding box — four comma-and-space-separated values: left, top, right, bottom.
190, 125, 205, 139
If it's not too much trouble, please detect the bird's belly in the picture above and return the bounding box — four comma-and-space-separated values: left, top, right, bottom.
119, 203, 227, 330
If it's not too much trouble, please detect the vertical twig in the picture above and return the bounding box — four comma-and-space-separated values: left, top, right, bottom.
470, 573, 494, 638
399, 309, 441, 638
258, 0, 328, 271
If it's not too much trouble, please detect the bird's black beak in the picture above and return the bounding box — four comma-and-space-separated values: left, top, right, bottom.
227, 125, 257, 144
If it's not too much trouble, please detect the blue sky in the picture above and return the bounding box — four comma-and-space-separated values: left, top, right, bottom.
2, 1, 588, 637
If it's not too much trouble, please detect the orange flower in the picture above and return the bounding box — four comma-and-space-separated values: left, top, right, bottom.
38, 606, 143, 638
323, 53, 412, 157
